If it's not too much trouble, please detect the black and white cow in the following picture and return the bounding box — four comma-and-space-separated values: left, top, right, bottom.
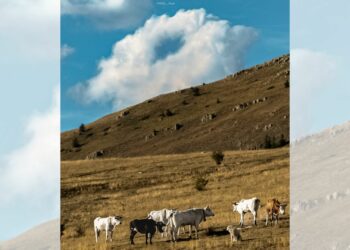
129, 219, 165, 245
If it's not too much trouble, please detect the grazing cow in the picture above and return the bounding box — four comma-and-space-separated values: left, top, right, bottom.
129, 219, 165, 245
94, 216, 122, 243
226, 225, 241, 243
232, 197, 260, 226
265, 198, 287, 225
147, 209, 176, 237
168, 206, 215, 241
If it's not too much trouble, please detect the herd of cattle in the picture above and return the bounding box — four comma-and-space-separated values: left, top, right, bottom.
93, 197, 287, 245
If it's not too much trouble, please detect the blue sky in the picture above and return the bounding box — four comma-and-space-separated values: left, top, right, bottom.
61, 0, 289, 131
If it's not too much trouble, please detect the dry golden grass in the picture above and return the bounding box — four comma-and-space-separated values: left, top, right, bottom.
61, 147, 289, 249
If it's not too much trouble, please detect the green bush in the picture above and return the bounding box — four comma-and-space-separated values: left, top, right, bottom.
195, 177, 209, 191
212, 151, 224, 165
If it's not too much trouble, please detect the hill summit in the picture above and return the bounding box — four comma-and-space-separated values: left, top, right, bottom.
61, 54, 289, 160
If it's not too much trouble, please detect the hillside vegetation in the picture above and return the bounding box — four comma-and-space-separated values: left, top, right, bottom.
61, 55, 289, 161
61, 147, 289, 249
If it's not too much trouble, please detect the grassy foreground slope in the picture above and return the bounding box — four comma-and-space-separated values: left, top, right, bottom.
61, 147, 289, 249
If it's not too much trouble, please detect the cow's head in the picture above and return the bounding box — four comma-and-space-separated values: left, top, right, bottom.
279, 204, 288, 215
232, 202, 239, 212
111, 216, 122, 226
204, 206, 215, 217
156, 222, 166, 233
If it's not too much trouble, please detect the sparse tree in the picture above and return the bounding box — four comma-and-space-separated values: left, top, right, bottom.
79, 123, 86, 133
279, 134, 288, 147
212, 151, 224, 165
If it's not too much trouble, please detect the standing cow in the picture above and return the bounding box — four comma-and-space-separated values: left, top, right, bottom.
129, 219, 165, 245
94, 216, 122, 243
168, 206, 215, 241
265, 198, 287, 225
232, 197, 260, 226
147, 208, 176, 237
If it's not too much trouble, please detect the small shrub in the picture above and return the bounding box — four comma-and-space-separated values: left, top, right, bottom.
182, 100, 188, 105
190, 87, 200, 96
284, 79, 290, 88
264, 134, 288, 149
195, 176, 208, 191
72, 137, 80, 148
212, 151, 224, 165
79, 123, 86, 133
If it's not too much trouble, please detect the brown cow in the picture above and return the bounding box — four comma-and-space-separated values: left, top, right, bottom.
265, 199, 287, 226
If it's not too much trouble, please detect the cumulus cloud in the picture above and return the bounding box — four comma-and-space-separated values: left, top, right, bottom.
0, 88, 59, 210
291, 48, 337, 139
61, 44, 75, 59
61, 0, 153, 30
70, 9, 257, 108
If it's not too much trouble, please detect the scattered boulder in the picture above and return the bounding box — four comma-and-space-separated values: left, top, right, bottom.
201, 113, 216, 123
263, 124, 273, 131
86, 150, 104, 160
116, 110, 130, 120
163, 109, 174, 117
174, 123, 183, 130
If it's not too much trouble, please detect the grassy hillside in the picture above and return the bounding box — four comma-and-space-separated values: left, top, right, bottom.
61, 55, 289, 161
61, 147, 289, 249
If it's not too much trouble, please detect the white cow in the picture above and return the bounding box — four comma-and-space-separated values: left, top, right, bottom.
147, 209, 176, 237
168, 206, 215, 241
232, 197, 260, 226
94, 216, 122, 243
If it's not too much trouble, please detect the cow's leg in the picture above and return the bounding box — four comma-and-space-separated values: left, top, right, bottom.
130, 230, 136, 245
110, 231, 113, 242
276, 215, 279, 225
95, 228, 99, 243
188, 225, 192, 238
150, 233, 154, 245
252, 211, 257, 226
265, 213, 269, 226
194, 224, 199, 239
173, 226, 178, 242
105, 229, 109, 242
240, 213, 244, 226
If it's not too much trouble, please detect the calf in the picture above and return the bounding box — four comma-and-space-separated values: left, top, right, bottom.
94, 216, 122, 243
226, 225, 241, 243
168, 206, 215, 241
129, 219, 165, 245
265, 198, 287, 225
232, 197, 260, 226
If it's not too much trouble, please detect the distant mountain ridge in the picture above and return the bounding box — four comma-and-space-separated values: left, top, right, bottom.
291, 121, 350, 249
0, 219, 59, 250
61, 54, 289, 160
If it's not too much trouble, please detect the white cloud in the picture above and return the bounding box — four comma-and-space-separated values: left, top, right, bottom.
291, 48, 337, 140
0, 88, 60, 210
70, 9, 257, 108
61, 44, 75, 59
62, 0, 153, 29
